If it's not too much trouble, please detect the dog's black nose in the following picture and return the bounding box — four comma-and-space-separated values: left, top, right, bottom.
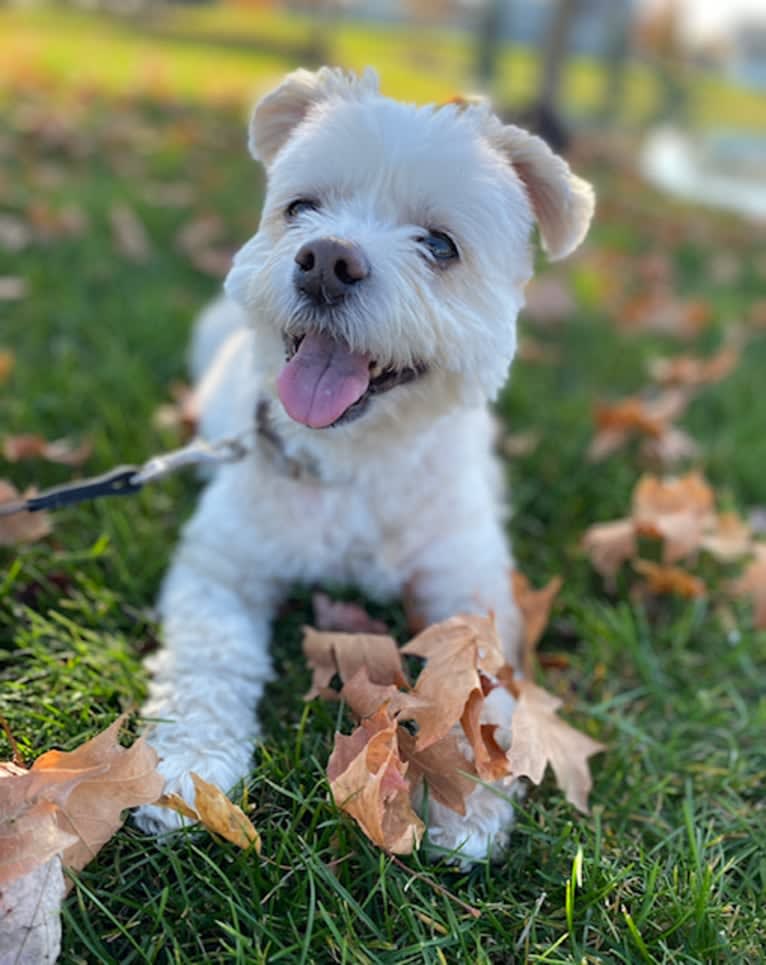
294, 237, 370, 305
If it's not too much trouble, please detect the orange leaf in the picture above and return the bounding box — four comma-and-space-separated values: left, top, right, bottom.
328, 707, 423, 854
582, 518, 636, 583
633, 560, 706, 599
400, 615, 502, 750
459, 690, 509, 782
302, 627, 406, 701
729, 544, 766, 629
3, 434, 91, 467
0, 717, 164, 882
190, 773, 261, 852
505, 680, 605, 813
648, 345, 740, 387
312, 592, 388, 634
397, 727, 476, 816
511, 571, 563, 677
0, 349, 15, 384
0, 480, 52, 546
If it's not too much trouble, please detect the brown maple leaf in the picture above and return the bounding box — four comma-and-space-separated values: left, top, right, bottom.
0, 349, 15, 384
648, 344, 740, 388
312, 592, 388, 634
729, 544, 766, 629
505, 680, 605, 813
302, 627, 407, 701
327, 706, 424, 854
396, 728, 476, 815
588, 389, 693, 463
3, 434, 92, 467
512, 571, 562, 677
633, 560, 706, 599
400, 615, 503, 750
157, 774, 261, 851
0, 716, 164, 884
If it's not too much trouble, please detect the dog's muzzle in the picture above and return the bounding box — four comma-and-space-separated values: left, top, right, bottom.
293, 236, 370, 307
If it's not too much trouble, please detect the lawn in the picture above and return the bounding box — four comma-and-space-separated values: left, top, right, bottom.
1, 9, 766, 964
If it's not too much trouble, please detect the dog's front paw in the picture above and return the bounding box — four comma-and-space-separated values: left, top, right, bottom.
133, 735, 253, 836
425, 779, 524, 867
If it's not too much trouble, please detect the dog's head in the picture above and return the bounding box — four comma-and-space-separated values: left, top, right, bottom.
225, 67, 594, 434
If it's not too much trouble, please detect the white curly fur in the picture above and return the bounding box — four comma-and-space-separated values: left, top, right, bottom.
134, 67, 593, 859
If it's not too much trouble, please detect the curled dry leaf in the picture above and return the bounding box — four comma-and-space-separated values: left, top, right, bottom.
633, 560, 706, 599
152, 381, 199, 438
110, 202, 151, 262
400, 614, 503, 750
3, 433, 92, 467
522, 275, 575, 325
302, 626, 407, 701
180, 773, 261, 852
588, 389, 692, 463
511, 571, 563, 678
396, 728, 476, 815
505, 679, 605, 814
0, 480, 52, 546
582, 471, 750, 587
0, 716, 164, 888
648, 344, 740, 387
729, 544, 766, 629
328, 706, 424, 854
0, 349, 15, 384
312, 591, 388, 634
0, 276, 27, 301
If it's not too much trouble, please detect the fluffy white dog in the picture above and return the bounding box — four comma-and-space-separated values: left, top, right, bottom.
134, 67, 594, 861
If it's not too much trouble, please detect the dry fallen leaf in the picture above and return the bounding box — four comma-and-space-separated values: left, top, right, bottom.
648, 345, 740, 388
0, 856, 65, 965
0, 276, 27, 301
588, 389, 692, 463
302, 626, 407, 701
0, 480, 52, 546
312, 592, 388, 634
633, 560, 706, 599
152, 381, 199, 438
523, 275, 576, 324
191, 773, 260, 851
0, 349, 15, 384
620, 292, 711, 338
328, 706, 424, 854
400, 615, 503, 750
583, 471, 751, 588
512, 571, 563, 678
110, 202, 151, 261
396, 728, 476, 815
3, 434, 92, 467
729, 544, 766, 629
504, 679, 605, 813
501, 430, 540, 459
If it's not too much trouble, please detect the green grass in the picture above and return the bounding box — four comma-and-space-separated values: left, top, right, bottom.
2, 17, 766, 963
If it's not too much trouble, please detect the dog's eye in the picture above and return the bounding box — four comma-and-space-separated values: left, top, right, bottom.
286, 198, 319, 220
419, 231, 459, 264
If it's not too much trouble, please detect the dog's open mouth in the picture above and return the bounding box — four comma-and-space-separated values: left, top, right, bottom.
277, 331, 426, 429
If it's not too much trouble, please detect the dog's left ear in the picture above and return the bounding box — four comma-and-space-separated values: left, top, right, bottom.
249, 66, 379, 168
491, 124, 595, 261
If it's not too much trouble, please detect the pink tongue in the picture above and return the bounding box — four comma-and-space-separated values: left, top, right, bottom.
277, 331, 371, 429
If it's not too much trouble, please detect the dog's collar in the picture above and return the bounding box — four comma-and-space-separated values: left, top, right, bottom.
255, 398, 324, 482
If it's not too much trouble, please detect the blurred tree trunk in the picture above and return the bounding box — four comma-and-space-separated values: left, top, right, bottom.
475, 0, 505, 90
599, 0, 632, 121
539, 0, 579, 112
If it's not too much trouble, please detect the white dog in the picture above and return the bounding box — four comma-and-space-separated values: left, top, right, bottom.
134, 67, 594, 861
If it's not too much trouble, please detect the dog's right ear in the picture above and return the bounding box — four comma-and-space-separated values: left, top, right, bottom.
249, 67, 379, 168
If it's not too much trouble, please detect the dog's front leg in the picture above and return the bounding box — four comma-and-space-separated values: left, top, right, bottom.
406, 522, 524, 863
133, 556, 277, 835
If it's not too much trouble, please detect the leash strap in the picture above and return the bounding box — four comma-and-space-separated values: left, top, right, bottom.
0, 432, 255, 518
